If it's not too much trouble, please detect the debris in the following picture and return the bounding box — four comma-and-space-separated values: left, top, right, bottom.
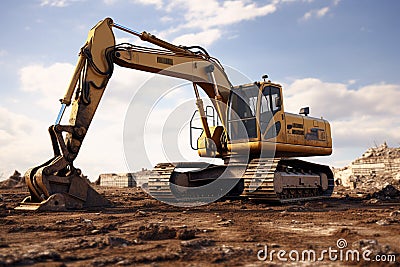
218, 219, 234, 227
364, 198, 380, 204
333, 143, 400, 197
389, 210, 400, 218
376, 219, 390, 226
137, 223, 177, 240
176, 228, 196, 240
104, 236, 130, 247
372, 185, 400, 200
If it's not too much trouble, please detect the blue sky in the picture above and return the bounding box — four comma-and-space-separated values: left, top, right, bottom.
0, 0, 399, 179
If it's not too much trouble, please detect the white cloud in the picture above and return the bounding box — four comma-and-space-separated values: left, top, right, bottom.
132, 0, 280, 47
130, 0, 340, 46
280, 0, 315, 2
333, 0, 341, 6
103, 0, 118, 5
40, 0, 82, 7
160, 16, 173, 23
19, 63, 75, 110
0, 107, 51, 180
169, 0, 278, 30
316, 7, 330, 17
284, 78, 400, 151
300, 0, 341, 21
133, 0, 163, 9
172, 29, 221, 47
302, 6, 330, 21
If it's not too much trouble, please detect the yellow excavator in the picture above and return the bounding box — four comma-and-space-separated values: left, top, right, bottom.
17, 18, 333, 211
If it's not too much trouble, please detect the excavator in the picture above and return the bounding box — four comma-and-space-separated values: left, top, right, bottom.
16, 18, 334, 211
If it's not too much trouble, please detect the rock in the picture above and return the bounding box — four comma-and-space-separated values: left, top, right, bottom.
116, 260, 131, 265
364, 198, 380, 204
244, 236, 255, 242
372, 185, 400, 200
389, 210, 400, 218
137, 223, 176, 240
36, 250, 61, 261
0, 237, 9, 248
105, 236, 130, 247
376, 219, 390, 226
218, 219, 234, 226
136, 210, 147, 216
176, 228, 196, 240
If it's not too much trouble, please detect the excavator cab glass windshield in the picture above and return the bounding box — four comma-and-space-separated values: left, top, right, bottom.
227, 84, 259, 141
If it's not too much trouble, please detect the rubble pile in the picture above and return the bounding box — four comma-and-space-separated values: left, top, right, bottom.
0, 171, 25, 189
371, 185, 400, 200
333, 143, 400, 196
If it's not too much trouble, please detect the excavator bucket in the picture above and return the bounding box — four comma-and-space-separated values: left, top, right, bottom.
15, 166, 111, 211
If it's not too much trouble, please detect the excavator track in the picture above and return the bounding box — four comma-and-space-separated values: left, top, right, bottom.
148, 158, 334, 204
243, 158, 334, 203
148, 162, 241, 204
243, 158, 281, 201
148, 163, 176, 203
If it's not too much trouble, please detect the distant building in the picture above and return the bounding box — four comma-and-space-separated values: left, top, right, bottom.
99, 173, 136, 188
98, 168, 152, 188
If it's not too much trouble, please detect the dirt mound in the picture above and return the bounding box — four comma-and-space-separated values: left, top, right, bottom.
137, 223, 177, 240
136, 223, 197, 241
0, 171, 25, 189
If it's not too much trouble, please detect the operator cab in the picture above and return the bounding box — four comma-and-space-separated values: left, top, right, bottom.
227, 81, 283, 142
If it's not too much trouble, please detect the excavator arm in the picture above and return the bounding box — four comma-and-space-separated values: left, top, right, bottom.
18, 17, 232, 211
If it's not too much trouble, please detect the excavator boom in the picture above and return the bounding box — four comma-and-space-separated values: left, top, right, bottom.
17, 18, 233, 210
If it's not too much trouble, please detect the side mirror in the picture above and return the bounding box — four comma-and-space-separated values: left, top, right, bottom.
275, 97, 282, 107
299, 107, 309, 116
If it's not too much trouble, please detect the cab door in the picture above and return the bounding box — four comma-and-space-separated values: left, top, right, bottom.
227, 85, 259, 142
259, 85, 286, 143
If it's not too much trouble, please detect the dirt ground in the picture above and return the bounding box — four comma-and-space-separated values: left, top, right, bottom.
0, 186, 399, 266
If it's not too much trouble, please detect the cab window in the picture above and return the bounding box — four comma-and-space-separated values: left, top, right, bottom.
262, 86, 281, 115
227, 84, 259, 140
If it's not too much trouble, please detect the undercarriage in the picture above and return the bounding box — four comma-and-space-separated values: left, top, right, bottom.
148, 158, 334, 205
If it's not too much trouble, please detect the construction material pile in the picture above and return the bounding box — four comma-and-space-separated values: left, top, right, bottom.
333, 143, 400, 198
0, 171, 25, 189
